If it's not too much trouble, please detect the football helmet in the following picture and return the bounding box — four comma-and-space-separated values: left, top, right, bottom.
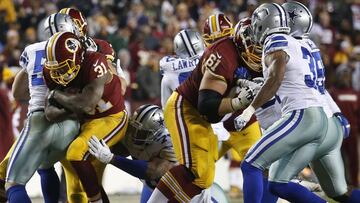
43, 13, 79, 38
233, 17, 262, 72
127, 104, 166, 147
282, 1, 313, 38
173, 29, 205, 59
251, 3, 290, 45
59, 8, 88, 37
45, 31, 84, 86
203, 13, 233, 46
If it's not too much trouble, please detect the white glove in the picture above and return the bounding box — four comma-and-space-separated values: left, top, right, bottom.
115, 58, 126, 79
231, 86, 255, 110
88, 136, 114, 164
236, 78, 263, 95
84, 36, 98, 52
234, 105, 255, 131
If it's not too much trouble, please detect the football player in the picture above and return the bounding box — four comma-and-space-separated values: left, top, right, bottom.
204, 15, 263, 198
1, 14, 80, 203
43, 31, 128, 203
88, 104, 230, 203
233, 3, 357, 203
274, 1, 359, 202
59, 8, 127, 95
160, 29, 204, 108
147, 14, 263, 202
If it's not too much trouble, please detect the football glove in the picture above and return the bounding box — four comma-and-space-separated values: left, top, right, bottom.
83, 36, 98, 52
334, 112, 351, 139
231, 86, 255, 110
236, 78, 263, 95
88, 136, 114, 164
234, 105, 255, 131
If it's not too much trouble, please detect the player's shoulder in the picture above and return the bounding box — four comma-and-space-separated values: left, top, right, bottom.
23, 41, 47, 53
263, 34, 296, 55
160, 55, 199, 74
207, 37, 236, 53
159, 55, 178, 72
84, 51, 107, 64
92, 38, 115, 60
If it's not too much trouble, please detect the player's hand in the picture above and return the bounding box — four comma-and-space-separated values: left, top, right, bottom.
234, 105, 255, 131
83, 36, 98, 52
231, 86, 255, 110
236, 78, 263, 95
88, 136, 114, 164
334, 112, 351, 139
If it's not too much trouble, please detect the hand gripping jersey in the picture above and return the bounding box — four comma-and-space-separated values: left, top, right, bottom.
262, 34, 323, 116
44, 51, 125, 118
19, 41, 48, 113
160, 55, 200, 107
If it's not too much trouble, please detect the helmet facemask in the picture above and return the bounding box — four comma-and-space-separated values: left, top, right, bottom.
203, 27, 234, 46
45, 59, 81, 86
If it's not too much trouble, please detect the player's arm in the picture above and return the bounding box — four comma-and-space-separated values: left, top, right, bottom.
88, 136, 174, 180
51, 72, 111, 115
110, 59, 127, 96
44, 98, 77, 122
251, 50, 287, 109
12, 69, 30, 102
160, 74, 175, 108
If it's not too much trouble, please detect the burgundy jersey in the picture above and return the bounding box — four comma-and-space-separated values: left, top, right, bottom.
44, 51, 125, 119
94, 38, 115, 61
177, 38, 241, 106
331, 88, 360, 133
177, 37, 257, 126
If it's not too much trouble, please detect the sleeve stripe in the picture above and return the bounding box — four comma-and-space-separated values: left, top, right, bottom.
270, 36, 287, 42
265, 41, 288, 53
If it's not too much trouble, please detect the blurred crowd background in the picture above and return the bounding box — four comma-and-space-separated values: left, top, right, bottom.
0, 0, 360, 188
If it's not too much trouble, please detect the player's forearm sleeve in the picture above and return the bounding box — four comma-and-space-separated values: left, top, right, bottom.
110, 156, 148, 179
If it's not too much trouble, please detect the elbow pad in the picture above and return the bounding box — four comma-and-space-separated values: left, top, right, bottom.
198, 89, 222, 123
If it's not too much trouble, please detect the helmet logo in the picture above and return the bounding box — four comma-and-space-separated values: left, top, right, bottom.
154, 112, 165, 126
65, 38, 80, 53
288, 9, 300, 25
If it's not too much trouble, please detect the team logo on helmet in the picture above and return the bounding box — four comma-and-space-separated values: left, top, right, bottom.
288, 9, 300, 24
65, 38, 81, 53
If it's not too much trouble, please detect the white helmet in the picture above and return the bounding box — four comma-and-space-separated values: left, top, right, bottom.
173, 29, 205, 59
127, 104, 166, 147
251, 3, 290, 45
43, 13, 78, 38
282, 1, 313, 38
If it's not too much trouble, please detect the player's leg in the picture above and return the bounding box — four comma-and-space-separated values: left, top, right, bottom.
5, 112, 50, 203
38, 119, 79, 203
65, 110, 128, 202
0, 140, 16, 202
148, 92, 217, 202
140, 184, 153, 203
311, 116, 360, 203
61, 159, 87, 203
241, 107, 327, 203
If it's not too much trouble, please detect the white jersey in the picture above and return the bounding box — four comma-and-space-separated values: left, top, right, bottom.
19, 41, 48, 113
160, 55, 200, 107
262, 34, 323, 115
255, 96, 282, 130
299, 38, 341, 117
